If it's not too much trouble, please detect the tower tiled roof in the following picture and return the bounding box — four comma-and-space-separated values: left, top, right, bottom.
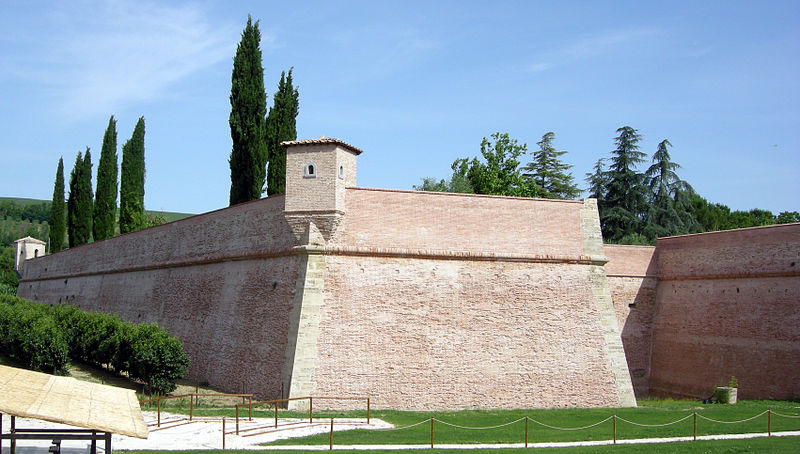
281, 138, 364, 155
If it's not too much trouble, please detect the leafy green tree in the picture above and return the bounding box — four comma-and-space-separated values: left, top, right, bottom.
49, 157, 66, 252
93, 116, 118, 241
119, 117, 146, 234
67, 149, 93, 247
600, 126, 647, 242
776, 211, 800, 224
266, 68, 299, 195
522, 132, 580, 199
467, 132, 539, 197
414, 158, 474, 193
229, 15, 268, 205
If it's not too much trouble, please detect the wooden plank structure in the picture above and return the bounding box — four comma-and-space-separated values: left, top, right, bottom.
0, 365, 148, 453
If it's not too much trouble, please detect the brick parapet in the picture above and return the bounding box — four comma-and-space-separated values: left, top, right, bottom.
342, 188, 588, 256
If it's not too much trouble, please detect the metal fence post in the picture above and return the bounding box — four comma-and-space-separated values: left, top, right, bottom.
330, 418, 333, 450
222, 417, 226, 450
768, 409, 771, 436
367, 397, 370, 425
190, 394, 194, 421
693, 412, 697, 441
157, 398, 161, 427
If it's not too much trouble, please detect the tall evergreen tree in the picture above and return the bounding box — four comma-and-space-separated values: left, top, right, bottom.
522, 132, 580, 199
600, 126, 647, 241
49, 157, 66, 252
585, 158, 609, 201
119, 117, 146, 234
229, 15, 268, 205
643, 139, 698, 237
266, 68, 299, 195
67, 149, 93, 247
93, 115, 118, 240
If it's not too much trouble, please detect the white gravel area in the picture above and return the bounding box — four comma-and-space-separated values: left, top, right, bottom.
1, 411, 393, 452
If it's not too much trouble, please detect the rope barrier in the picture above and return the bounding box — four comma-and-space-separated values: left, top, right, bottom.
432, 417, 526, 430
616, 413, 694, 427
527, 416, 613, 431
771, 411, 800, 419
696, 410, 768, 424
373, 418, 433, 431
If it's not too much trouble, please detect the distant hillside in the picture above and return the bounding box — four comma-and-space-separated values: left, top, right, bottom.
0, 197, 195, 247
1, 197, 194, 223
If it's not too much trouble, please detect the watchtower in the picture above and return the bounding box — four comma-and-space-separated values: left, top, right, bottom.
13, 236, 46, 274
281, 138, 363, 244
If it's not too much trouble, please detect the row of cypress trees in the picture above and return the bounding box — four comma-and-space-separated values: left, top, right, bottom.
229, 15, 299, 206
49, 116, 146, 251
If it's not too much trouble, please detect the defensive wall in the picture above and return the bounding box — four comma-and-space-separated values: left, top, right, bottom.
648, 224, 800, 400
601, 224, 800, 401
603, 244, 658, 397
17, 138, 636, 410
15, 137, 799, 407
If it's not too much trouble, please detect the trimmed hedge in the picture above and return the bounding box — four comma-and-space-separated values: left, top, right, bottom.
0, 295, 189, 394
0, 295, 68, 373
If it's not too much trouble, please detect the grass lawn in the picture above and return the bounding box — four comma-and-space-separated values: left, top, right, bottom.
222, 399, 797, 446
120, 436, 800, 453
136, 398, 800, 449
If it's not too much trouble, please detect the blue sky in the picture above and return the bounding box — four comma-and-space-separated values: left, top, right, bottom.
1, 0, 798, 214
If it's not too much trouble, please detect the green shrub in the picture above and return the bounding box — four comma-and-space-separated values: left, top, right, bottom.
128, 323, 190, 395
0, 282, 16, 295
0, 295, 68, 373
0, 296, 189, 393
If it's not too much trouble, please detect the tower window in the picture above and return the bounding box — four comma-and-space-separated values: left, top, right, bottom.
338, 165, 344, 179
304, 162, 316, 178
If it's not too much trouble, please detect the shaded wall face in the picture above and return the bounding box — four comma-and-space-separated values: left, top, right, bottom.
17, 196, 300, 400
603, 245, 658, 397
313, 256, 621, 410
649, 224, 800, 399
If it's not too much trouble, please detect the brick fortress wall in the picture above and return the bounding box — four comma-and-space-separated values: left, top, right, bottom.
17, 195, 301, 399
648, 224, 800, 399
603, 245, 658, 397
298, 190, 635, 409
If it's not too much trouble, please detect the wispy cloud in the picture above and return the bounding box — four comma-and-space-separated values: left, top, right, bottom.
524, 28, 659, 74
13, 1, 242, 120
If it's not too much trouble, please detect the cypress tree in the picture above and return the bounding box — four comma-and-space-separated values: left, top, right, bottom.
49, 157, 66, 252
266, 68, 299, 195
119, 117, 146, 234
229, 15, 268, 205
93, 115, 118, 240
67, 149, 93, 247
